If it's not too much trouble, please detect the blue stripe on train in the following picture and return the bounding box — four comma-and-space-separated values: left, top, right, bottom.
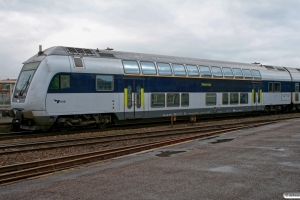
47, 73, 291, 93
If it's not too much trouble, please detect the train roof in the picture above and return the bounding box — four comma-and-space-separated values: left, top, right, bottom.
26, 46, 258, 67
23, 46, 299, 81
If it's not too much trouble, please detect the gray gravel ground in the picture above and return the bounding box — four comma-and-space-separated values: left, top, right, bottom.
0, 118, 300, 200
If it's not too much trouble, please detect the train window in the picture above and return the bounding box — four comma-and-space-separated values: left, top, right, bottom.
230, 93, 239, 104
268, 82, 273, 92
274, 82, 281, 92
186, 65, 199, 76
222, 93, 229, 104
295, 83, 299, 92
140, 62, 157, 75
211, 67, 223, 78
172, 64, 186, 76
96, 75, 114, 91
1, 84, 10, 91
251, 70, 262, 79
167, 93, 180, 107
49, 74, 71, 90
22, 62, 40, 70
157, 63, 172, 75
123, 60, 140, 74
199, 66, 212, 77
222, 68, 233, 78
181, 93, 189, 106
233, 69, 243, 78
206, 93, 216, 106
240, 93, 248, 104
151, 94, 165, 107
243, 70, 253, 79
60, 75, 71, 89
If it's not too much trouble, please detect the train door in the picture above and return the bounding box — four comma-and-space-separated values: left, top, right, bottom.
251, 84, 262, 110
123, 79, 144, 119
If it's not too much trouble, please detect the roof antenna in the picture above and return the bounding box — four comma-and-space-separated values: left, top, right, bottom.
106, 47, 113, 51
38, 45, 44, 56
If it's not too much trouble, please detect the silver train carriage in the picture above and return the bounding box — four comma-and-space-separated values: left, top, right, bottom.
9, 46, 300, 130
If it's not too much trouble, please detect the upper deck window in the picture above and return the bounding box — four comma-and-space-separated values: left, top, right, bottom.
186, 65, 199, 76
222, 67, 233, 78
233, 68, 243, 78
243, 69, 253, 79
157, 63, 172, 75
123, 60, 140, 74
211, 67, 223, 78
172, 64, 186, 76
251, 70, 262, 79
199, 66, 212, 77
140, 61, 157, 75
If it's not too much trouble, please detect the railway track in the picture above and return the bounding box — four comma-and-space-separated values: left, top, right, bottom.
0, 112, 290, 141
0, 115, 296, 185
0, 116, 289, 156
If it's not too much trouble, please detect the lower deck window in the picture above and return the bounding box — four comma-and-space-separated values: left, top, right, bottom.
240, 93, 248, 104
151, 94, 165, 107
222, 93, 229, 104
181, 93, 189, 106
230, 93, 239, 104
206, 93, 216, 106
167, 93, 179, 107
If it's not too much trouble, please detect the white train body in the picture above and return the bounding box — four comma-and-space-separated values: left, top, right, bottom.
10, 46, 300, 130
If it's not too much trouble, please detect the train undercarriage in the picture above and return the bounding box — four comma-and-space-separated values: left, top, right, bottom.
7, 103, 300, 132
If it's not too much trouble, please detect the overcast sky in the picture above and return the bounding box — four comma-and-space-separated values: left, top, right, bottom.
0, 0, 300, 79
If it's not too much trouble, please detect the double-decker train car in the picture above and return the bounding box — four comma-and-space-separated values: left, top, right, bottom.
9, 46, 300, 131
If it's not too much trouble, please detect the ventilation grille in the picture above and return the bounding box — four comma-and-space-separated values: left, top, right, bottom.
276, 67, 286, 72
65, 47, 95, 56
99, 53, 115, 58
264, 65, 276, 70
74, 57, 84, 68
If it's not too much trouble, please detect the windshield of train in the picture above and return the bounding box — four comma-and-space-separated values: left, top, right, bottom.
15, 62, 40, 97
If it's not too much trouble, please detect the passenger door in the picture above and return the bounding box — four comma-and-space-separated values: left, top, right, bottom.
251, 84, 262, 110
123, 79, 144, 119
